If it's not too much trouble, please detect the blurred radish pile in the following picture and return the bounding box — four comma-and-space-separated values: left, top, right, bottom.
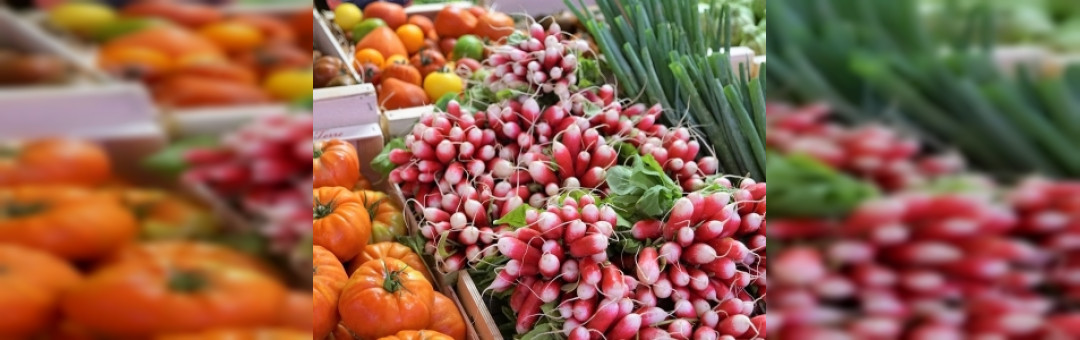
181, 114, 313, 259
379, 22, 768, 340
768, 103, 1080, 339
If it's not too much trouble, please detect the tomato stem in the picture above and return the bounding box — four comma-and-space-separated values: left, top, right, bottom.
381, 261, 408, 294
313, 146, 324, 159
2, 202, 46, 219
313, 198, 335, 219
168, 270, 209, 293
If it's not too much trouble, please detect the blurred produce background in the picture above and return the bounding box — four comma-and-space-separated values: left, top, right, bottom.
0, 0, 316, 337
768, 0, 1080, 338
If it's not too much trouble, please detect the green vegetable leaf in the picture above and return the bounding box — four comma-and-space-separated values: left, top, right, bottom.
506, 30, 529, 46
637, 186, 667, 217
371, 138, 406, 178
494, 204, 531, 229
606, 166, 637, 195
575, 58, 605, 89
435, 93, 459, 111
613, 142, 640, 163
436, 231, 457, 258
142, 136, 219, 176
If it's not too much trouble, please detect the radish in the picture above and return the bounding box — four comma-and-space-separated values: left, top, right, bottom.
606, 313, 642, 340
668, 319, 693, 340
600, 265, 628, 299
528, 161, 557, 185
693, 327, 719, 340
670, 264, 691, 287
635, 286, 657, 307
584, 299, 620, 334
701, 310, 720, 328
564, 220, 587, 244
515, 289, 544, 334
570, 234, 609, 258
717, 315, 751, 337
515, 228, 544, 249
581, 167, 606, 188
498, 237, 542, 265
490, 270, 517, 292
538, 280, 562, 303
580, 259, 602, 285
683, 243, 719, 265
539, 253, 561, 279
688, 269, 709, 291
424, 208, 450, 223
553, 142, 575, 179
562, 259, 579, 282
640, 328, 670, 339
667, 198, 695, 238
653, 277, 673, 299
673, 299, 695, 319
636, 247, 661, 285
577, 279, 598, 300
659, 242, 683, 264
677, 227, 695, 247
632, 220, 664, 240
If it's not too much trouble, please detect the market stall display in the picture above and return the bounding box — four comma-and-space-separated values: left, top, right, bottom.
326, 1, 771, 338
0, 138, 311, 339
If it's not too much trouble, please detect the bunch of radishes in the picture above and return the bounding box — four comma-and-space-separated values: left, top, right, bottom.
181, 113, 313, 251
771, 189, 1080, 338
486, 22, 589, 97
766, 103, 963, 191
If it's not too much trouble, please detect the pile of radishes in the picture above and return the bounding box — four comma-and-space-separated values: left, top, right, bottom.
181, 113, 313, 252
486, 22, 589, 98
384, 24, 769, 339
768, 104, 1080, 338
766, 103, 964, 191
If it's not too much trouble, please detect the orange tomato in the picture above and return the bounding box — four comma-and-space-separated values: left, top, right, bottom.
408, 15, 437, 40
383, 55, 409, 69
355, 48, 385, 68
396, 24, 425, 54
199, 21, 265, 53
98, 45, 172, 80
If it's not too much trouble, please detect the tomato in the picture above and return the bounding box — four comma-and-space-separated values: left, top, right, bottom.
339, 259, 434, 340
199, 21, 265, 53
428, 293, 467, 340
396, 24, 425, 54
62, 254, 287, 336
0, 244, 81, 338
451, 35, 483, 61
313, 186, 371, 261
378, 330, 456, 340
314, 246, 347, 339
408, 15, 437, 40
97, 45, 172, 80
423, 70, 464, 102
355, 48, 386, 68
354, 190, 407, 245
379, 78, 430, 110
410, 49, 446, 77
278, 291, 313, 332
154, 328, 311, 340
383, 54, 409, 69
0, 139, 111, 187
383, 62, 422, 86
434, 6, 477, 39
0, 187, 137, 261
356, 61, 382, 84
348, 242, 429, 282
263, 69, 314, 102
104, 241, 278, 279
313, 139, 361, 189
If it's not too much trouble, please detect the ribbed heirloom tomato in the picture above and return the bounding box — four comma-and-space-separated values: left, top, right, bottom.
428, 293, 467, 340
62, 252, 287, 337
314, 245, 348, 340
313, 139, 361, 189
154, 328, 311, 340
339, 259, 435, 339
0, 244, 81, 338
278, 291, 314, 332
313, 186, 371, 261
356, 190, 407, 243
378, 330, 456, 340
0, 186, 137, 261
104, 241, 279, 278
0, 139, 111, 187
349, 242, 430, 282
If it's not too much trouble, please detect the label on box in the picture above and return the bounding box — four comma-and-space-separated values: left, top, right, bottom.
313, 84, 380, 129
0, 84, 159, 140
